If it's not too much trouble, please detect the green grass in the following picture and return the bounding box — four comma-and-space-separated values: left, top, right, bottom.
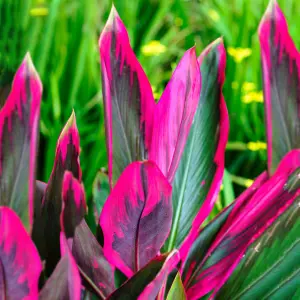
1, 0, 300, 220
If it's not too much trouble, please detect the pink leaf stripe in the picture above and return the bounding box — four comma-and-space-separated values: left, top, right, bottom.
99, 161, 172, 277
100, 6, 201, 185
0, 207, 42, 299
107, 251, 180, 299
179, 41, 228, 261
259, 1, 300, 175
181, 171, 269, 291
150, 47, 201, 182
32, 111, 81, 276
0, 54, 42, 229
138, 250, 180, 300
73, 220, 115, 298
99, 6, 155, 186
40, 233, 81, 300
60, 171, 87, 238
184, 150, 300, 299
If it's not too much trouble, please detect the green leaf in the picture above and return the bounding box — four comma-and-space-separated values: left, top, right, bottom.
167, 38, 229, 250
93, 171, 110, 215
166, 273, 187, 300
216, 196, 300, 299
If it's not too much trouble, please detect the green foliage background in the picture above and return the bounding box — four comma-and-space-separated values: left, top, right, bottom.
1, 0, 300, 219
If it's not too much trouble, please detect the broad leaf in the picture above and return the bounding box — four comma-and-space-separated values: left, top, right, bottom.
217, 193, 300, 299
183, 150, 300, 299
99, 7, 155, 186
107, 250, 179, 300
60, 171, 86, 239
166, 273, 187, 300
99, 161, 172, 277
0, 207, 42, 299
72, 220, 115, 298
181, 172, 268, 289
0, 54, 42, 229
149, 47, 201, 183
259, 1, 300, 175
32, 111, 81, 276
168, 39, 229, 251
40, 233, 81, 300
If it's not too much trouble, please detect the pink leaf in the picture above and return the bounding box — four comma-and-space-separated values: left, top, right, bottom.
0, 54, 42, 230
150, 47, 201, 182
0, 207, 42, 299
99, 161, 172, 277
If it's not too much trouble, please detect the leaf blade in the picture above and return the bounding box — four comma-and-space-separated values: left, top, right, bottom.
0, 207, 42, 299
99, 7, 155, 186
149, 47, 201, 183
259, 1, 300, 175
0, 54, 42, 229
99, 161, 172, 277
174, 39, 229, 254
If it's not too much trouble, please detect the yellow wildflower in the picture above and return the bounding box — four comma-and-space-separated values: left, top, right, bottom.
228, 47, 252, 63
141, 41, 167, 56
244, 179, 254, 187
30, 7, 48, 16
242, 91, 264, 103
242, 82, 256, 92
208, 9, 220, 22
247, 141, 267, 151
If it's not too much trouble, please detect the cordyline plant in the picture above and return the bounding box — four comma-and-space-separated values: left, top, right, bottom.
0, 1, 300, 299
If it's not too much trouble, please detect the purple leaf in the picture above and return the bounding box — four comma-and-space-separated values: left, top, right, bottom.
0, 207, 42, 299
149, 47, 201, 182
259, 1, 300, 175
72, 219, 115, 298
99, 6, 155, 186
32, 111, 81, 276
99, 161, 172, 277
0, 54, 42, 229
183, 150, 300, 299
40, 233, 81, 300
107, 250, 180, 300
60, 171, 86, 239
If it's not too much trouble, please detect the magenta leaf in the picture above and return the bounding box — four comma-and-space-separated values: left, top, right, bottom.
181, 172, 268, 292
32, 111, 81, 276
107, 250, 180, 300
0, 207, 42, 299
168, 39, 228, 252
72, 220, 115, 298
149, 47, 201, 182
0, 54, 42, 229
40, 233, 81, 300
99, 7, 155, 186
60, 171, 86, 239
259, 1, 300, 175
182, 150, 300, 299
99, 161, 172, 277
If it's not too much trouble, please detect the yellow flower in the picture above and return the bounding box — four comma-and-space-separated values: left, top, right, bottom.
247, 141, 267, 151
228, 47, 252, 63
141, 41, 167, 57
242, 82, 256, 92
244, 179, 254, 187
30, 7, 48, 16
208, 9, 220, 22
242, 91, 264, 103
